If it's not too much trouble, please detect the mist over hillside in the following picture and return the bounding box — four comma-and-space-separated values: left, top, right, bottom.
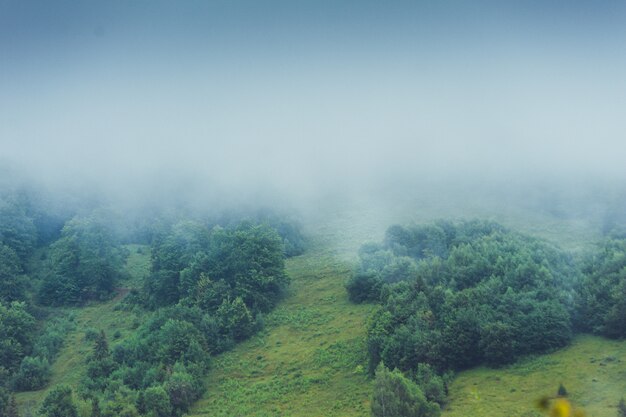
2, 2, 626, 417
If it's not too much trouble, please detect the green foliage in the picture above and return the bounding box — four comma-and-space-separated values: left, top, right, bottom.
31, 316, 74, 362
90, 399, 102, 417
371, 364, 440, 417
442, 335, 626, 417
146, 221, 288, 313
39, 385, 78, 417
79, 304, 212, 416
346, 272, 383, 303
6, 394, 19, 417
12, 356, 50, 391
198, 222, 288, 312
86, 331, 116, 384
0, 367, 10, 417
269, 217, 307, 257
165, 366, 201, 414
142, 386, 172, 417
215, 211, 307, 257
0, 245, 27, 303
414, 364, 447, 406
361, 221, 576, 378
0, 302, 36, 374
93, 331, 110, 362
356, 220, 579, 414
0, 197, 37, 266
216, 297, 255, 342
576, 238, 626, 338
38, 214, 125, 305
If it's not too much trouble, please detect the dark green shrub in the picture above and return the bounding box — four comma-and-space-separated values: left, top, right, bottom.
13, 356, 51, 391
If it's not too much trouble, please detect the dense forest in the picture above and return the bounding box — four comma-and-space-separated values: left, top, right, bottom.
2, 178, 626, 417
0, 186, 305, 417
348, 220, 626, 416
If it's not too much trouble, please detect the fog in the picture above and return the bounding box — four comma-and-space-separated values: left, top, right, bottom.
2, 1, 626, 221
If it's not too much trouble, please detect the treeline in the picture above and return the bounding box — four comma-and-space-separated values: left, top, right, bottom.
0, 189, 67, 414
0, 186, 305, 417
348, 220, 626, 416
70, 221, 291, 416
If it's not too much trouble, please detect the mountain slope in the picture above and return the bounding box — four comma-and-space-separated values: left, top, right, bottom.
188, 237, 375, 416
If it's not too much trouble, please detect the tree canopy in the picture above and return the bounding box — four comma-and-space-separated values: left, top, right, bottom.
351, 220, 578, 377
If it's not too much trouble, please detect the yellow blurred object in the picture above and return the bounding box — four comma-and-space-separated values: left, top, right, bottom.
550, 398, 571, 417
535, 396, 585, 417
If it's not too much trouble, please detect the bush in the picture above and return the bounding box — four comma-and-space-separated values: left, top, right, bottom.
39, 385, 78, 417
346, 272, 382, 303
142, 386, 172, 417
371, 364, 440, 417
576, 238, 626, 338
13, 356, 51, 390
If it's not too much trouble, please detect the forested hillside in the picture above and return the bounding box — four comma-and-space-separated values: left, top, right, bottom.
347, 220, 626, 417
2, 182, 626, 417
0, 187, 306, 417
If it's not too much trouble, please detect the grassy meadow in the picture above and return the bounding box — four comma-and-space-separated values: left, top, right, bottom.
187, 236, 376, 417
443, 335, 626, 417
13, 201, 626, 417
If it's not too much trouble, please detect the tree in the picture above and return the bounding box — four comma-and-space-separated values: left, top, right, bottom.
216, 297, 255, 342
371, 364, 439, 417
346, 272, 382, 303
90, 399, 101, 417
93, 331, 109, 361
0, 367, 10, 415
86, 330, 115, 382
479, 321, 517, 367
206, 223, 288, 312
39, 385, 78, 417
6, 394, 19, 417
165, 368, 198, 413
142, 386, 172, 417
39, 215, 123, 305
0, 199, 37, 266
0, 245, 26, 303
0, 302, 36, 373
576, 238, 626, 338
13, 356, 51, 390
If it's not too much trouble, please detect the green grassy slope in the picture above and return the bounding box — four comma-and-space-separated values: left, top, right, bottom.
443, 335, 626, 417
188, 237, 375, 417
16, 244, 151, 416
13, 202, 619, 417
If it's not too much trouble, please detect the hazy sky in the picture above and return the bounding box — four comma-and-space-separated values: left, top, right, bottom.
2, 1, 626, 201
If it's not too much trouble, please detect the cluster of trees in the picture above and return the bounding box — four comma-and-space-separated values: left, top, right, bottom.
214, 210, 307, 257
0, 184, 304, 416
0, 193, 56, 412
575, 238, 626, 338
0, 301, 36, 412
144, 220, 289, 315
12, 315, 75, 392
38, 213, 127, 306
349, 221, 580, 415
0, 304, 74, 414
54, 221, 291, 417
73, 308, 211, 416
0, 196, 38, 304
